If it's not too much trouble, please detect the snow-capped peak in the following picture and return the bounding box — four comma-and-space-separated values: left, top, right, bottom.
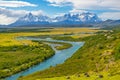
18, 12, 51, 22
10, 12, 102, 26
52, 12, 102, 23
20, 12, 38, 22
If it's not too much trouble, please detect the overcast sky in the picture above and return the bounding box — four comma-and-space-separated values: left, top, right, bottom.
0, 0, 120, 25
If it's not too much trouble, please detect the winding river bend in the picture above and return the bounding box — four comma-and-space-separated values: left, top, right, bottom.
5, 37, 84, 80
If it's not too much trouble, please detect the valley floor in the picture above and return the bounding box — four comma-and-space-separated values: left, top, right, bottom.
18, 26, 120, 80
0, 27, 99, 79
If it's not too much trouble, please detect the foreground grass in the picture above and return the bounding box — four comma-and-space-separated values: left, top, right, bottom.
19, 27, 120, 80
0, 41, 55, 79
36, 72, 120, 80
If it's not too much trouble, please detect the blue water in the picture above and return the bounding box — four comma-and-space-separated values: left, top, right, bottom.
5, 37, 84, 80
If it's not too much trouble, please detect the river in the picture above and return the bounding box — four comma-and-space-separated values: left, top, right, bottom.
5, 37, 84, 80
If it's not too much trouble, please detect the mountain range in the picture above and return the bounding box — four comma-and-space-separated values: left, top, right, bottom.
9, 12, 102, 27
1, 12, 120, 27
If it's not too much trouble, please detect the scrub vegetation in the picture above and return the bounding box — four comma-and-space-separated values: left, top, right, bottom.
37, 41, 73, 50
19, 26, 120, 80
0, 41, 55, 79
0, 27, 102, 79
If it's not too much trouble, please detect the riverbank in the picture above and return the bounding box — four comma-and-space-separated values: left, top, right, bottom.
0, 27, 101, 79
36, 41, 73, 50
5, 38, 83, 80
19, 26, 120, 80
0, 41, 55, 79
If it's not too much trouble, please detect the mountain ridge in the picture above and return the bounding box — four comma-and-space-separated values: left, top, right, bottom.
1, 12, 119, 27
10, 12, 102, 27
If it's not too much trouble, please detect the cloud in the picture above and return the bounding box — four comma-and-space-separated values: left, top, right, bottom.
46, 0, 120, 20
0, 7, 44, 25
69, 9, 87, 13
0, 7, 28, 17
46, 0, 120, 11
31, 10, 44, 16
52, 13, 66, 18
99, 12, 120, 20
0, 7, 44, 17
0, 14, 17, 25
0, 0, 37, 7
46, 0, 72, 7
0, 7, 27, 25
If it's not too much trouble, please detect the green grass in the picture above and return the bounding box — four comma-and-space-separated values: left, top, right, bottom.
54, 42, 72, 50
0, 41, 55, 79
0, 27, 100, 79
19, 26, 120, 80
114, 43, 120, 60
0, 27, 52, 33
35, 72, 120, 80
41, 41, 72, 50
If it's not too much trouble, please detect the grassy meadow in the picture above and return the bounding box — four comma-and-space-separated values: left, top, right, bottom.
0, 27, 99, 79
18, 26, 120, 80
34, 72, 120, 80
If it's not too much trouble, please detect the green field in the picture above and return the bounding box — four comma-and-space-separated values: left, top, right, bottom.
33, 41, 73, 50
18, 26, 120, 80
0, 41, 55, 78
0, 27, 116, 80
